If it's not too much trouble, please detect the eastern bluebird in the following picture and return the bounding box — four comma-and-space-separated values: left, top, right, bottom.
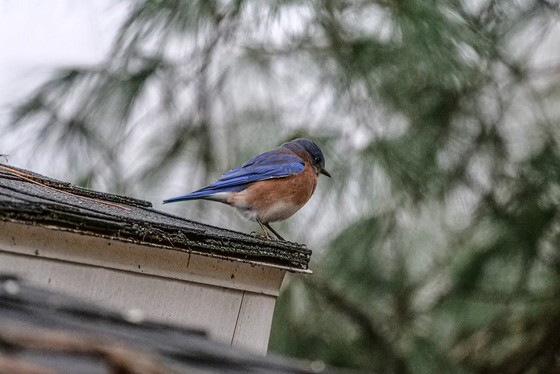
163, 138, 330, 240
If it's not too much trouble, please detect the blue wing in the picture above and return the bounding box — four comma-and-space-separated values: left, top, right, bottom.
163, 150, 304, 204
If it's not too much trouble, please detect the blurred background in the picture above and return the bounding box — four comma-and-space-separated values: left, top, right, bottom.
2, 0, 560, 372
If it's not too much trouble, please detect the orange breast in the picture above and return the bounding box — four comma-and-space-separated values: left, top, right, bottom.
229, 162, 318, 223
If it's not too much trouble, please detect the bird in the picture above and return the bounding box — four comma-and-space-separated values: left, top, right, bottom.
163, 138, 331, 240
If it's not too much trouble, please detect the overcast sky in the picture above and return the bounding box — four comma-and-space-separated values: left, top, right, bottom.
0, 0, 124, 166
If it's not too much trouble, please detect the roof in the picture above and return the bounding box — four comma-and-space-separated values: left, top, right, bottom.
0, 164, 311, 272
0, 274, 330, 374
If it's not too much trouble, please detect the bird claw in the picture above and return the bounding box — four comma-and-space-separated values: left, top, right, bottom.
249, 230, 273, 240
250, 231, 266, 238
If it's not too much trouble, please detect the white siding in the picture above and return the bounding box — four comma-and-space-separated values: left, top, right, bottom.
231, 292, 277, 353
0, 221, 287, 353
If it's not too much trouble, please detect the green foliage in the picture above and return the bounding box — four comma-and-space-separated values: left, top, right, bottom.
5, 0, 560, 372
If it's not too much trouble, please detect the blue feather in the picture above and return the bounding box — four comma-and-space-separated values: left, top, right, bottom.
163, 150, 304, 204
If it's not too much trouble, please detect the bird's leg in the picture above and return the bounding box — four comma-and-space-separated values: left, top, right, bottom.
264, 223, 285, 241
256, 218, 272, 240
255, 218, 285, 241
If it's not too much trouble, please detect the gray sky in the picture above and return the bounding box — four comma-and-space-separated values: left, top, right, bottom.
0, 0, 123, 166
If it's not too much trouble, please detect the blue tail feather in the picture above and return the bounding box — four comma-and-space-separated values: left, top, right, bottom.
162, 193, 204, 204
162, 183, 246, 204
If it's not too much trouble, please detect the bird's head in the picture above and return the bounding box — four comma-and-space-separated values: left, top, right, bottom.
283, 138, 331, 178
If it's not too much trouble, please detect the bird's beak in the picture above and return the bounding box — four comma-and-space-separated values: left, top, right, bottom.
320, 168, 332, 178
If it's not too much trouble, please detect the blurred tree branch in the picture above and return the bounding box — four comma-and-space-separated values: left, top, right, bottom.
4, 0, 560, 372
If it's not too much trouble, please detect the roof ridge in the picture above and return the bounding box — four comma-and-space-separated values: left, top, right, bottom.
0, 164, 152, 208
0, 164, 312, 271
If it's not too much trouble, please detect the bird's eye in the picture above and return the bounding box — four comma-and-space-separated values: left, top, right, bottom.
314, 156, 321, 164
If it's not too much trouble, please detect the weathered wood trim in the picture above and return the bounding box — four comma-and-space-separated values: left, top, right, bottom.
0, 221, 286, 296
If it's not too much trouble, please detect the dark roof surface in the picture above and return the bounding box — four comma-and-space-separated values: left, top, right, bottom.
0, 164, 311, 271
0, 274, 332, 374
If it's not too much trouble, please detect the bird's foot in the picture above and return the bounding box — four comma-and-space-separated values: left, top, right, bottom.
250, 231, 273, 240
